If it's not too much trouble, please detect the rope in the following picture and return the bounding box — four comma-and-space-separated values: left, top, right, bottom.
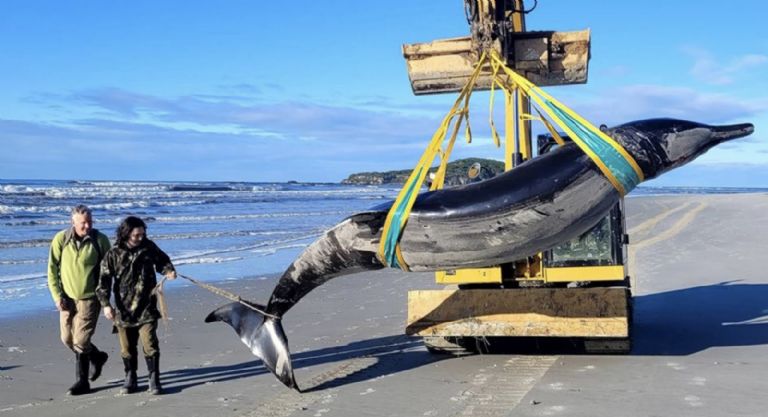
149, 273, 279, 320
177, 274, 280, 319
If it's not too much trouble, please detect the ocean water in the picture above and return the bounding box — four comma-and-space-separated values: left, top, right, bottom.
0, 179, 400, 319
1, 179, 766, 320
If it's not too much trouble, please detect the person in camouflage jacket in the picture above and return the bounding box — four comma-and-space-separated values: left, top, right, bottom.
97, 216, 176, 395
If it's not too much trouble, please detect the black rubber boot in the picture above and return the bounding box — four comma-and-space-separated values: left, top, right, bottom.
67, 353, 91, 396
89, 347, 109, 381
145, 354, 162, 395
120, 357, 138, 394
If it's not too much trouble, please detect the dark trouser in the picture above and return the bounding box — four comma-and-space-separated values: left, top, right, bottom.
116, 321, 159, 359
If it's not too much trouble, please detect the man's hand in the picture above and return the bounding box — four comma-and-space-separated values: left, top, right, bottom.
103, 306, 115, 321
56, 298, 69, 312
165, 270, 177, 280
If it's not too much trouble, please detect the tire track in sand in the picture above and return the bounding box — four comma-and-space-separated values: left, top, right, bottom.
238, 338, 423, 417
238, 350, 557, 417
238, 356, 379, 417
628, 201, 708, 288
452, 355, 558, 417
627, 201, 695, 237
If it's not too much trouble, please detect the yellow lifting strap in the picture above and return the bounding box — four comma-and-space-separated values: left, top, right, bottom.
529, 109, 567, 146
378, 50, 644, 270
487, 51, 644, 194
377, 51, 488, 270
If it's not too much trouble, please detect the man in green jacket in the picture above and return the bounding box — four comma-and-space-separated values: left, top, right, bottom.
47, 204, 112, 395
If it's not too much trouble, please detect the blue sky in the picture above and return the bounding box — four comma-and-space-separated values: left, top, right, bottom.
1, 1, 766, 186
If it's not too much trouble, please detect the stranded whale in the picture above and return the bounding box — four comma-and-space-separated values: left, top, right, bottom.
206, 118, 754, 390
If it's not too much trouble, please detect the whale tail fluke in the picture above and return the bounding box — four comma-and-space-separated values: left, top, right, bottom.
205, 302, 299, 391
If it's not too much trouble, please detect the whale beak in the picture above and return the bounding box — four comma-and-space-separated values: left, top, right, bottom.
205, 303, 300, 391
711, 123, 755, 142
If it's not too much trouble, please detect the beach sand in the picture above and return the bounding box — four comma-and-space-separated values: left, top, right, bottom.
2, 193, 768, 417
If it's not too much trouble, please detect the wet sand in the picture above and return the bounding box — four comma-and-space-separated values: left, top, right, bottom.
2, 193, 768, 417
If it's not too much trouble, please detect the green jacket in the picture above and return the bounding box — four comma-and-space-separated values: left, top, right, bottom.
47, 228, 111, 302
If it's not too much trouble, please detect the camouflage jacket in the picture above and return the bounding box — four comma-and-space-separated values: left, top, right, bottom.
96, 239, 175, 327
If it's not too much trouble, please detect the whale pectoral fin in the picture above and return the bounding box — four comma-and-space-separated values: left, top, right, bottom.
205, 303, 299, 391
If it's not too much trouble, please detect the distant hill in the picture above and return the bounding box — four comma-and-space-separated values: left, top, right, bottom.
341, 158, 505, 186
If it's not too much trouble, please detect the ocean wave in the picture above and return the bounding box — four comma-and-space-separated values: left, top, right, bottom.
6, 181, 392, 197
171, 232, 318, 262
73, 180, 168, 187
170, 243, 308, 266
0, 272, 46, 284
0, 224, 328, 250
1, 184, 33, 194
0, 258, 45, 265
149, 211, 349, 223
2, 212, 328, 230
2, 209, 346, 226
0, 199, 212, 216
0, 234, 316, 286
3, 217, 122, 227
169, 185, 236, 192
0, 239, 52, 249
251, 243, 308, 256
173, 256, 243, 266
0, 190, 46, 197
151, 229, 297, 241
0, 287, 35, 302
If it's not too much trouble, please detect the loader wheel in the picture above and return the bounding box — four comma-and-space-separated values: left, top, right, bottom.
423, 336, 478, 355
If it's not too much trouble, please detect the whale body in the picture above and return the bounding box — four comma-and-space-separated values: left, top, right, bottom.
206, 118, 754, 390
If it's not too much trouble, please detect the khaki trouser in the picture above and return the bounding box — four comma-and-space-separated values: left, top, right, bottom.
59, 297, 100, 354
116, 321, 159, 359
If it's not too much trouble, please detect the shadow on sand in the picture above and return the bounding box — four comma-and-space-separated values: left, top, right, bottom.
461, 281, 768, 356
156, 281, 768, 392
159, 334, 443, 394
632, 280, 768, 355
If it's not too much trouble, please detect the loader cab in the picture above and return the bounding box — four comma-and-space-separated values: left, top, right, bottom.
434, 133, 629, 287
530, 132, 629, 284
415, 133, 633, 355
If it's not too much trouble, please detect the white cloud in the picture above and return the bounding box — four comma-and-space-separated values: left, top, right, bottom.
683, 46, 768, 85
559, 83, 768, 127
6, 80, 767, 183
